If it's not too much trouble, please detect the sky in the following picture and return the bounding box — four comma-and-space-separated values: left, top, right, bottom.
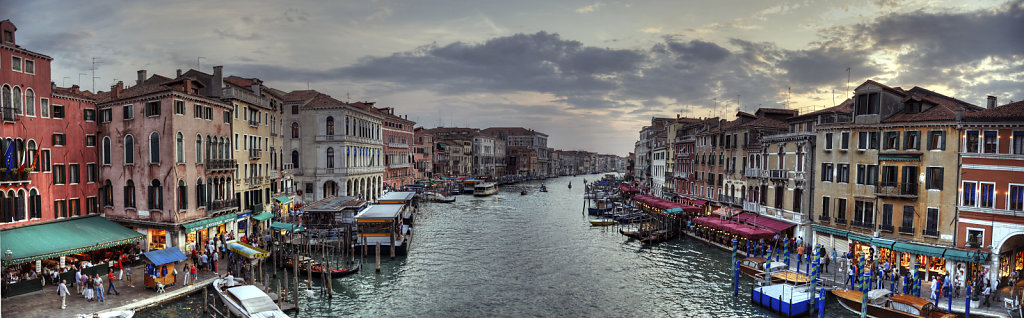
3, 0, 1022, 156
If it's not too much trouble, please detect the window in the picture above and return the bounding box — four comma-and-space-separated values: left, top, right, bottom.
26, 140, 36, 169
83, 108, 95, 122
900, 205, 915, 233
858, 132, 869, 150
983, 131, 998, 153
174, 100, 185, 115
884, 131, 900, 150
292, 123, 299, 139
24, 89, 34, 116
881, 204, 894, 230
291, 150, 300, 169
821, 163, 834, 182
1013, 131, 1024, 155
196, 179, 206, 207
176, 132, 184, 163
291, 104, 298, 114
148, 179, 163, 210
51, 164, 66, 184
840, 132, 849, 150
40, 98, 49, 118
853, 200, 874, 227
177, 180, 187, 211
69, 164, 79, 184
926, 167, 943, 190
855, 92, 880, 115
904, 131, 920, 150
196, 135, 203, 163
881, 165, 897, 186
1011, 185, 1024, 211
102, 137, 111, 165
24, 60, 34, 74
52, 104, 64, 119
820, 197, 830, 219
824, 133, 833, 150
965, 131, 980, 153
967, 229, 984, 247
326, 117, 335, 135
86, 163, 97, 183
54, 200, 67, 219
123, 104, 134, 120
835, 198, 847, 223
52, 133, 66, 146
194, 104, 203, 118
99, 108, 111, 123
980, 182, 995, 208
224, 111, 231, 123
11, 87, 21, 115
86, 197, 97, 214
856, 165, 877, 185
28, 189, 41, 219
326, 147, 334, 169
11, 56, 21, 72
124, 135, 135, 165
101, 180, 113, 207
149, 132, 160, 164
40, 149, 50, 172
925, 208, 939, 236
837, 163, 850, 183
124, 180, 136, 208
85, 135, 96, 147
962, 181, 977, 206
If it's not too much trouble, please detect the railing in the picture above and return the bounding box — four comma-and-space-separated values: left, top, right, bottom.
724, 168, 735, 175
282, 163, 294, 170
765, 169, 788, 180
879, 224, 894, 233
247, 204, 264, 213
792, 171, 806, 182
744, 168, 761, 178
248, 120, 259, 128
206, 159, 237, 172
247, 176, 265, 188
292, 168, 303, 176
208, 198, 239, 214
744, 201, 760, 213
387, 142, 409, 148
922, 229, 939, 237
249, 148, 262, 160
818, 215, 830, 223
388, 163, 411, 169
834, 218, 847, 225
673, 171, 689, 179
898, 226, 915, 235
222, 86, 270, 108
763, 206, 804, 223
314, 135, 379, 144
2, 107, 18, 122
0, 170, 31, 183
316, 167, 342, 176
876, 182, 919, 198
851, 221, 875, 229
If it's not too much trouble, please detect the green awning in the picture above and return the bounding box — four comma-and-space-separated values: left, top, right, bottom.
871, 238, 896, 249
270, 222, 305, 233
848, 233, 872, 243
812, 225, 848, 237
251, 212, 274, 221
0, 216, 144, 266
879, 155, 919, 162
943, 249, 990, 264
892, 242, 946, 258
275, 196, 292, 204
182, 214, 236, 233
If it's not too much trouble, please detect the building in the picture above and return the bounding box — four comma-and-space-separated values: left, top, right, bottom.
425, 127, 477, 177
651, 138, 667, 198
413, 127, 433, 179
481, 127, 549, 177
378, 107, 415, 190
956, 99, 1024, 286
283, 91, 384, 203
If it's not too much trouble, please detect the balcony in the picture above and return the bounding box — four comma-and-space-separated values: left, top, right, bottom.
387, 142, 409, 149
292, 168, 304, 176
2, 107, 18, 122
743, 201, 760, 213
673, 171, 689, 179
388, 163, 411, 169
315, 135, 379, 144
282, 163, 294, 170
249, 148, 262, 160
898, 226, 915, 235
248, 120, 259, 128
922, 229, 939, 238
876, 182, 918, 198
724, 168, 736, 175
851, 221, 875, 229
0, 170, 31, 184
206, 159, 237, 173
744, 168, 761, 178
878, 224, 894, 233
834, 218, 847, 225
207, 198, 239, 214
221, 86, 270, 108
792, 171, 806, 182
247, 176, 265, 188
763, 206, 804, 223
765, 169, 788, 181
818, 215, 830, 223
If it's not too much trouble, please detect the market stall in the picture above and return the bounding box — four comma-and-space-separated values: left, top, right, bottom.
143, 247, 187, 289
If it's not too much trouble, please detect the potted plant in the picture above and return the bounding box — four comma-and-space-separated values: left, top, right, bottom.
970, 285, 981, 308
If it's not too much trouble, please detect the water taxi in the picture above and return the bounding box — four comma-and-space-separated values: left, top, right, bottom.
740, 257, 810, 284
355, 204, 412, 255
214, 277, 289, 318
462, 179, 481, 193
378, 191, 417, 225
589, 218, 617, 226
832, 288, 956, 318
473, 182, 498, 196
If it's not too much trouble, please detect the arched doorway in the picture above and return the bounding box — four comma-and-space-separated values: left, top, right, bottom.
323, 181, 338, 198
996, 233, 1024, 286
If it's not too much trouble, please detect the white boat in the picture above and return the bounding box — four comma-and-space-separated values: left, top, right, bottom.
80, 310, 135, 318
214, 277, 289, 318
473, 182, 498, 196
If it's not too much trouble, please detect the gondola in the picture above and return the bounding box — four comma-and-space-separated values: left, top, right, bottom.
283, 256, 360, 279
520, 190, 528, 195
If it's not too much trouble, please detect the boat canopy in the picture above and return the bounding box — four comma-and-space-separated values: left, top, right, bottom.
378, 191, 416, 203
143, 248, 188, 266
355, 204, 403, 221
228, 242, 270, 259
227, 285, 281, 315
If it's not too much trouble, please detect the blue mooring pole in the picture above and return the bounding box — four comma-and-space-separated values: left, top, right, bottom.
732, 238, 739, 296
965, 285, 971, 318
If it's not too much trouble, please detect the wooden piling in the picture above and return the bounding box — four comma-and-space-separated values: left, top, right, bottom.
390, 232, 396, 259
203, 286, 209, 313
376, 242, 381, 273
277, 277, 283, 308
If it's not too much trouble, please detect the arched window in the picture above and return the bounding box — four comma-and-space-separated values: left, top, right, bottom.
346, 118, 350, 135
326, 147, 334, 169
177, 179, 187, 211
101, 180, 113, 207
28, 188, 40, 219
148, 179, 163, 210
12, 86, 21, 115
24, 88, 34, 116
326, 117, 335, 135
124, 180, 136, 208
291, 150, 299, 169
2, 85, 10, 113
124, 135, 135, 165
102, 137, 111, 165
26, 140, 36, 170
196, 135, 203, 163
196, 178, 206, 207
150, 132, 160, 163
291, 122, 299, 139
176, 132, 184, 163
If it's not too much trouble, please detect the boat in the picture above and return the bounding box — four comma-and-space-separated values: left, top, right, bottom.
739, 257, 810, 284
438, 196, 456, 203
473, 182, 498, 197
284, 255, 360, 279
462, 179, 481, 193
568, 182, 572, 189
520, 190, 528, 195
539, 185, 548, 192
589, 218, 617, 226
355, 204, 412, 255
832, 288, 956, 318
639, 229, 674, 244
751, 281, 819, 317
588, 198, 613, 215
214, 277, 289, 318
81, 310, 135, 318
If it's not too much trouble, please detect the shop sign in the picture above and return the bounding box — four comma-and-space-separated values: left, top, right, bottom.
36, 260, 41, 273
238, 213, 252, 220
138, 210, 150, 217
59, 256, 66, 269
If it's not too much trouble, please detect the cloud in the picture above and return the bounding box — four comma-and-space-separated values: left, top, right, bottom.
641, 27, 663, 34
575, 2, 603, 13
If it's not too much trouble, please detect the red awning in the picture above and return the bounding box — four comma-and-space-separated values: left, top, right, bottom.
633, 195, 700, 213
692, 216, 775, 240
618, 183, 641, 193
711, 207, 741, 218
732, 213, 796, 234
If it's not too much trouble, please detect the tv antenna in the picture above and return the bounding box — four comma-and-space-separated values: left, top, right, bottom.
91, 57, 103, 92
197, 57, 205, 70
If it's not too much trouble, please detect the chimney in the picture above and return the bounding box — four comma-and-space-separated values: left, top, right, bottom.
211, 65, 224, 98
71, 85, 80, 93
176, 69, 182, 77
955, 107, 964, 121
137, 70, 147, 86
111, 81, 124, 99
987, 96, 997, 109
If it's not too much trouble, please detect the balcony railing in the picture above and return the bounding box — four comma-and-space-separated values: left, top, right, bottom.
744, 201, 760, 213
876, 182, 919, 198
292, 168, 303, 176
387, 142, 409, 149
2, 107, 18, 122
221, 86, 270, 108
282, 163, 294, 170
388, 163, 411, 169
249, 149, 262, 160
248, 120, 259, 128
744, 168, 761, 178
851, 221, 875, 229
247, 176, 265, 188
673, 171, 689, 179
818, 215, 830, 223
879, 224, 894, 233
765, 169, 788, 180
206, 159, 237, 173
207, 198, 239, 214
0, 170, 31, 184
898, 226, 915, 235
922, 229, 939, 237
834, 218, 847, 225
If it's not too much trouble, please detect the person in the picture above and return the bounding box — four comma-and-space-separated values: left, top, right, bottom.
844, 264, 853, 288
93, 274, 104, 303
190, 264, 197, 285
200, 252, 209, 272
212, 251, 219, 274
183, 263, 191, 286
57, 279, 70, 309
982, 282, 992, 307
106, 269, 120, 295
823, 253, 830, 273
125, 266, 133, 288
83, 273, 94, 301
224, 271, 235, 288
75, 268, 84, 295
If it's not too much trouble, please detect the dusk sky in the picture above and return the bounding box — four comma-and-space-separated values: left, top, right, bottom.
4, 0, 1021, 156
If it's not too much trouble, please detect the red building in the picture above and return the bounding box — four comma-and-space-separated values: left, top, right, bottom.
378, 107, 415, 189
0, 20, 100, 229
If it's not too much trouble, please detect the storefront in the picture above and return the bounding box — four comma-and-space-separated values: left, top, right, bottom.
236, 212, 252, 237
812, 225, 850, 257
182, 214, 236, 254
251, 211, 274, 235
148, 228, 168, 250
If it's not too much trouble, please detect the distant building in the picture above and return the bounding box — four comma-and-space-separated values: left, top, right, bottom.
377, 107, 415, 190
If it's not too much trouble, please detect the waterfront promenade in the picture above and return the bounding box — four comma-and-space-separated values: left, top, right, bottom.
2, 262, 221, 318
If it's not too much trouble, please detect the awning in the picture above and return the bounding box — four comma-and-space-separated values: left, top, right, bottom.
892, 242, 946, 258
871, 238, 896, 249
812, 225, 848, 237
270, 221, 305, 233
143, 248, 187, 266
879, 155, 920, 162
943, 249, 990, 264
251, 212, 274, 221
182, 214, 236, 233
0, 216, 144, 266
228, 242, 270, 259
848, 233, 872, 243
692, 216, 775, 240
663, 207, 684, 215
733, 213, 796, 234
275, 196, 292, 204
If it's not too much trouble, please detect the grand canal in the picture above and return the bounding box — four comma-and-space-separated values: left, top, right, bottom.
144, 174, 856, 317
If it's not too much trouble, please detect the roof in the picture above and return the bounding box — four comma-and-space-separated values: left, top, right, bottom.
882, 87, 981, 123
282, 90, 320, 102
378, 192, 416, 203
790, 99, 854, 120
304, 93, 346, 107
224, 76, 258, 87
737, 116, 788, 130
303, 195, 365, 212
143, 247, 188, 266
51, 85, 97, 101
355, 204, 404, 220
270, 222, 304, 233
480, 127, 548, 137
964, 100, 1024, 122
0, 215, 144, 266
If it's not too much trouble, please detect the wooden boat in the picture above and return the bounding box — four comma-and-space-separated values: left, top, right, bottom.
639, 229, 674, 244
620, 228, 644, 239
589, 218, 617, 226
740, 257, 805, 283
539, 185, 548, 192
473, 182, 498, 196
214, 277, 289, 318
284, 256, 360, 279
832, 288, 956, 318
437, 197, 456, 203
83, 310, 135, 318
520, 190, 528, 195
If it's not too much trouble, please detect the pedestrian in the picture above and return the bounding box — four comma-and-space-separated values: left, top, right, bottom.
190, 264, 197, 285
929, 277, 938, 301
982, 282, 992, 307
201, 252, 209, 272
183, 263, 191, 285
213, 251, 219, 274
824, 253, 830, 273
844, 264, 853, 288
93, 274, 104, 303
125, 266, 133, 287
106, 269, 120, 295
57, 279, 70, 309
75, 268, 84, 295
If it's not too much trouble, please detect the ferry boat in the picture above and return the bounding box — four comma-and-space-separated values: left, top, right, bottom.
462, 179, 481, 193
832, 288, 956, 318
214, 277, 289, 318
473, 182, 498, 196
354, 204, 412, 255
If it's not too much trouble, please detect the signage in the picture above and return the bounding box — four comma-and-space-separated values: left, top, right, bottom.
237, 213, 252, 219
59, 256, 66, 269
138, 210, 150, 217
36, 260, 41, 273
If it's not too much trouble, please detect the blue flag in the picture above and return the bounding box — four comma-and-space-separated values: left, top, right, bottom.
4, 141, 13, 176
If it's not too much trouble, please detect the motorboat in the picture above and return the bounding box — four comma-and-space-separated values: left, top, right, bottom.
739, 257, 809, 284
214, 277, 289, 318
589, 218, 617, 226
473, 182, 498, 197
520, 190, 528, 195
832, 288, 955, 318
80, 310, 135, 318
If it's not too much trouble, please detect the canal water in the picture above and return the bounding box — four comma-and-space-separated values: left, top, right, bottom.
144, 174, 857, 317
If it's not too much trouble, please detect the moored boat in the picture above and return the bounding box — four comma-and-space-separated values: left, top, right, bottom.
214, 277, 289, 318
832, 288, 956, 318
283, 255, 360, 279
751, 282, 818, 317
589, 218, 617, 226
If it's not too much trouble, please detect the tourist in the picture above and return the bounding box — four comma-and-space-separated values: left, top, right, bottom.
823, 253, 830, 273
190, 264, 198, 285
213, 251, 219, 274
183, 263, 191, 286
225, 271, 235, 287
57, 279, 70, 309
125, 266, 133, 288
75, 268, 84, 295
83, 273, 94, 301
929, 277, 938, 301
200, 252, 209, 272
93, 274, 104, 303
106, 269, 120, 295
982, 282, 992, 307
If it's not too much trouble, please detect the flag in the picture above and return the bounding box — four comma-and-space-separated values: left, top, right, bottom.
3, 141, 13, 176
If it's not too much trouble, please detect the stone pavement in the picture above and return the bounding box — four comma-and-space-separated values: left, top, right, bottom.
2, 261, 223, 318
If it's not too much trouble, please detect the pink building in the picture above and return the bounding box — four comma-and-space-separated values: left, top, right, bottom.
413, 127, 433, 179
378, 107, 415, 189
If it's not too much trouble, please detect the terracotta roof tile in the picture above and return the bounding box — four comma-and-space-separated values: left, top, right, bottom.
283, 90, 320, 102
964, 100, 1024, 122
51, 86, 97, 101
882, 87, 980, 123
738, 117, 788, 130
304, 93, 346, 107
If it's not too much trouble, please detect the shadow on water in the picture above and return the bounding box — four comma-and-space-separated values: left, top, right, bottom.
142, 174, 858, 318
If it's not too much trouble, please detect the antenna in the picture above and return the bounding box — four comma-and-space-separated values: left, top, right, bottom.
846, 67, 851, 94
197, 57, 205, 69
91, 57, 103, 92
787, 86, 791, 109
